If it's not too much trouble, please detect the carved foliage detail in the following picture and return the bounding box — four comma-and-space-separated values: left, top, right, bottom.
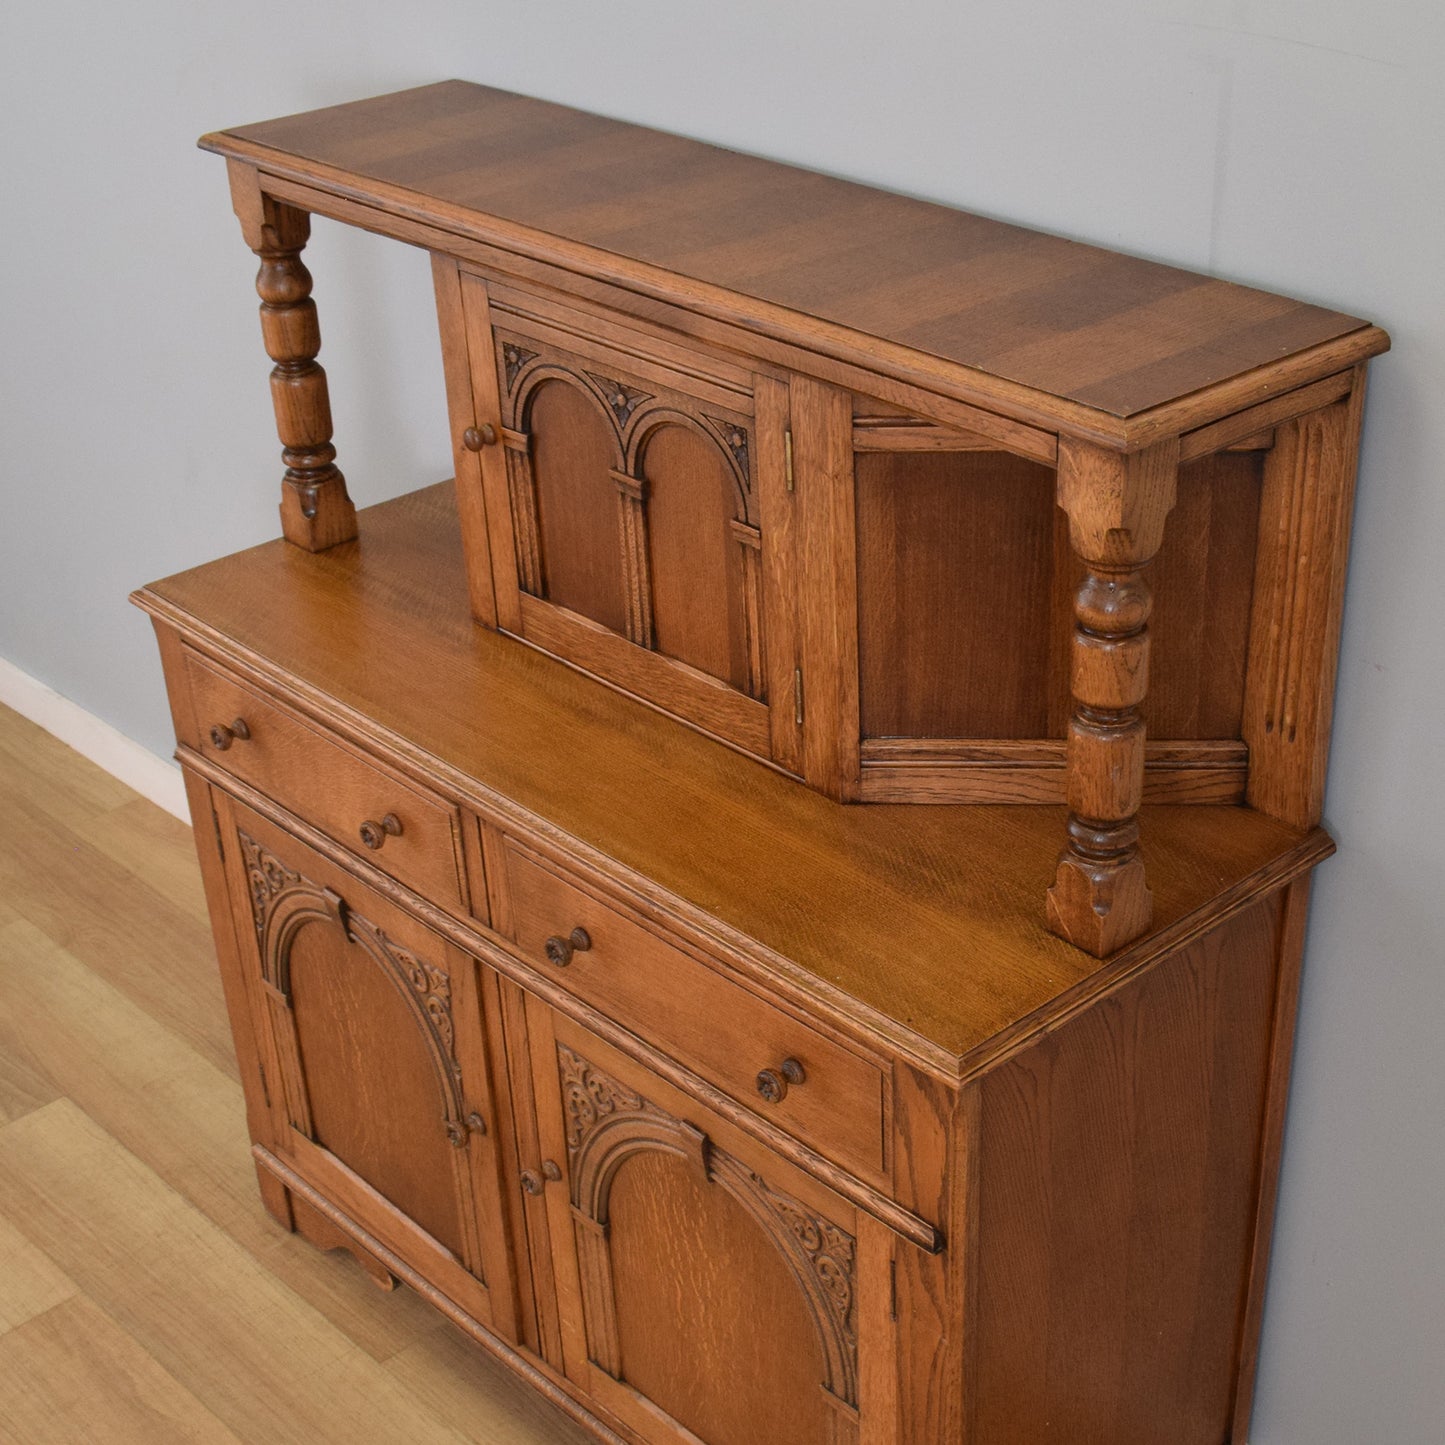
559, 1043, 645, 1153
585, 371, 654, 429
370, 925, 455, 1057
704, 414, 751, 488
756, 1173, 858, 1358
503, 342, 539, 390
240, 830, 301, 940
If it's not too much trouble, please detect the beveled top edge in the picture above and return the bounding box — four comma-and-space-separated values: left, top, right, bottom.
199, 80, 1388, 437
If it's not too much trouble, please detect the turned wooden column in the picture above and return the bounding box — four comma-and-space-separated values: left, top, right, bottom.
1047, 436, 1179, 955
226, 160, 357, 550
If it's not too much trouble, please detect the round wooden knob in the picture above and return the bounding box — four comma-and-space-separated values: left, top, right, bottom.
542, 1159, 562, 1183
358, 813, 403, 850
520, 1169, 543, 1196
543, 927, 592, 967
755, 1057, 807, 1104
208, 718, 251, 751
462, 423, 498, 450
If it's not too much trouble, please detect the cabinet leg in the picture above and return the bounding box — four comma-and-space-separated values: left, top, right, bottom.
255, 1157, 295, 1231
226, 159, 357, 551
1047, 437, 1179, 955
289, 1192, 400, 1293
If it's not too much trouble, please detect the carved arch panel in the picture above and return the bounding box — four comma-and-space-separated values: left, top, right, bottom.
496, 326, 767, 701
520, 376, 629, 633
635, 417, 760, 696
237, 831, 478, 1259
556, 1044, 859, 1443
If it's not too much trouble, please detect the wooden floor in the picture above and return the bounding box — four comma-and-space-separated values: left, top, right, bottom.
0, 702, 593, 1444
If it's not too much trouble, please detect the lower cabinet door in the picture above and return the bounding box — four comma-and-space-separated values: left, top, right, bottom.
524, 1000, 882, 1445
216, 798, 516, 1336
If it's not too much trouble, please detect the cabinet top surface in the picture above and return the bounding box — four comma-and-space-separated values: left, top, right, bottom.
203, 80, 1382, 426
137, 484, 1328, 1075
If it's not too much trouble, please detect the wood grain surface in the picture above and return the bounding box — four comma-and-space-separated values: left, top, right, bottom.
972, 895, 1283, 1445
135, 482, 1332, 1070
202, 81, 1384, 426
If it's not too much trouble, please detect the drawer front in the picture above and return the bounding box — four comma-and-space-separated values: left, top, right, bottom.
504, 841, 886, 1181
186, 652, 465, 908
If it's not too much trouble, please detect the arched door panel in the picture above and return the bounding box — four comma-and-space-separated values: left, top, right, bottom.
640, 421, 753, 695
526, 1007, 865, 1445
528, 378, 628, 634
222, 807, 514, 1335
285, 912, 468, 1255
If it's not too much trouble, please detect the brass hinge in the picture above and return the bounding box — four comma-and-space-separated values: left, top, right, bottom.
784, 429, 795, 492
793, 667, 804, 727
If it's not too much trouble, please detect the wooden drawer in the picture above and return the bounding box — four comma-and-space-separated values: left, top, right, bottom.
502, 840, 886, 1182
185, 652, 466, 908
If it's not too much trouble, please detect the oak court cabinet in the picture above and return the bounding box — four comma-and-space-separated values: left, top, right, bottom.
133, 81, 1389, 1445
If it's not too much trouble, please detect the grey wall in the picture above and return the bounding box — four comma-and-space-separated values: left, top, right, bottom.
2, 3, 1441, 1439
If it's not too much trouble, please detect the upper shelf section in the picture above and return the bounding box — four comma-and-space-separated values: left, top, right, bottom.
200, 80, 1387, 444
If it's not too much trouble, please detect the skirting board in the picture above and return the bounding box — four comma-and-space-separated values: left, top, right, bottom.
0, 655, 189, 822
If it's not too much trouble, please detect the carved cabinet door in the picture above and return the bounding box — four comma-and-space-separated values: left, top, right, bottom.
438, 262, 799, 775
521, 1002, 882, 1445
215, 799, 518, 1338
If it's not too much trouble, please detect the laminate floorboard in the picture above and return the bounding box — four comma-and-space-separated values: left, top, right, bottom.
0, 704, 592, 1444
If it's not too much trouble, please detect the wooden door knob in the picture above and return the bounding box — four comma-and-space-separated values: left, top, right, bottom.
544, 927, 592, 967
462, 423, 498, 450
755, 1057, 806, 1104
521, 1162, 560, 1196
358, 813, 403, 850
208, 718, 251, 751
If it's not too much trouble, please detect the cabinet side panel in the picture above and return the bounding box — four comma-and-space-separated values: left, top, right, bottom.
1142, 449, 1263, 739
1049, 449, 1264, 742
971, 894, 1283, 1445
857, 450, 1056, 739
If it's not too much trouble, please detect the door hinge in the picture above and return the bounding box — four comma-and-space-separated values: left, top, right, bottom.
793, 667, 804, 727
784, 429, 795, 492
889, 1256, 898, 1321
210, 805, 225, 863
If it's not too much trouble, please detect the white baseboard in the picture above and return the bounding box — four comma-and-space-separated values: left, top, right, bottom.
0, 656, 189, 822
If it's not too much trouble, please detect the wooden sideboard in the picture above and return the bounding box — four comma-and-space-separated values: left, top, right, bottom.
134, 81, 1387, 1444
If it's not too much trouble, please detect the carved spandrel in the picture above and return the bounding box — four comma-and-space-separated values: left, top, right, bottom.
559, 1042, 645, 1155
503, 341, 539, 391
704, 414, 751, 491
239, 829, 301, 941
586, 371, 654, 429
